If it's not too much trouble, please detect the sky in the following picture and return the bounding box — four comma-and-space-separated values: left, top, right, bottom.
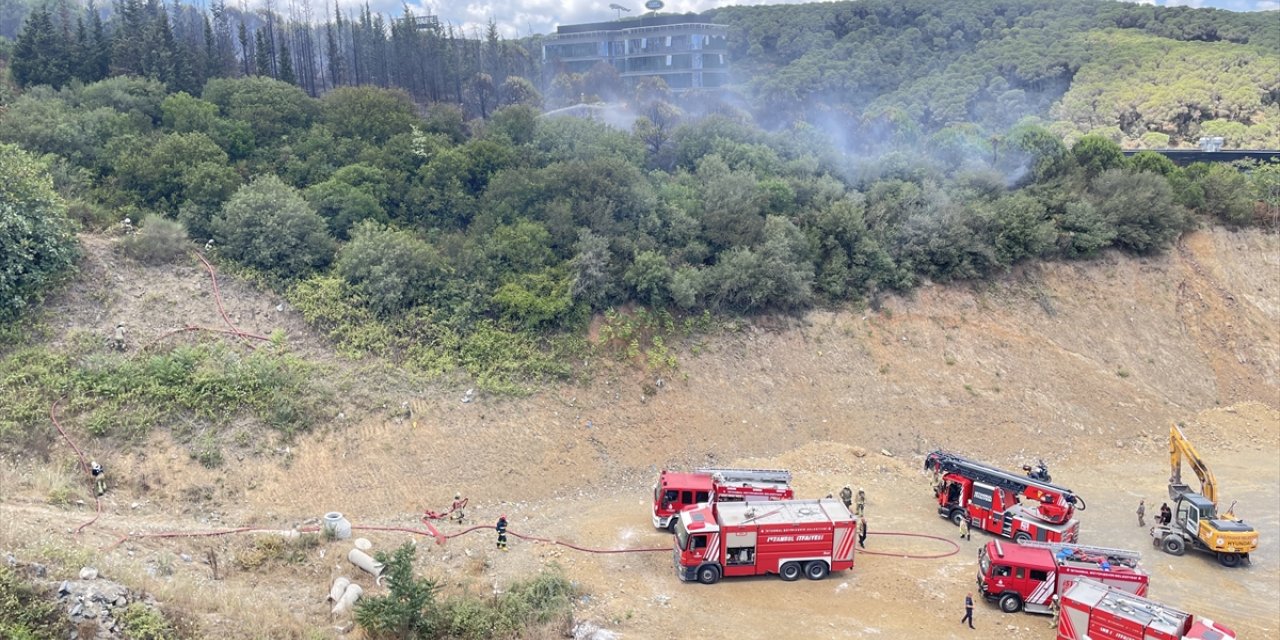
379, 0, 1278, 37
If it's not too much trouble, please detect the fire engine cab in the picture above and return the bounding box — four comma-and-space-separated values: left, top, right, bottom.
653, 468, 793, 531
926, 450, 1085, 543
979, 540, 1147, 614
673, 498, 856, 584
1058, 578, 1236, 640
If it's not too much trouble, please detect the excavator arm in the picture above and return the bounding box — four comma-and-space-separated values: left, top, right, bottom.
1169, 424, 1217, 506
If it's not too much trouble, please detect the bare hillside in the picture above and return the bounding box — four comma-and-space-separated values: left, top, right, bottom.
1, 228, 1277, 639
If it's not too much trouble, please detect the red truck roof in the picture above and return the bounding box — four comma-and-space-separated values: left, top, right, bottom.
658, 472, 715, 492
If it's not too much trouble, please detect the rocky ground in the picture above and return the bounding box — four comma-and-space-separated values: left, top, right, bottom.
1, 228, 1277, 638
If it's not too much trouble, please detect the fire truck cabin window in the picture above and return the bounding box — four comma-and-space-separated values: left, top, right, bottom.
993, 565, 1011, 577
682, 491, 694, 504
695, 491, 710, 503
1030, 569, 1049, 581
691, 535, 708, 550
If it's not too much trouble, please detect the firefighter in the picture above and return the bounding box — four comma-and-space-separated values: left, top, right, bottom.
495, 514, 508, 551
839, 485, 853, 510
90, 461, 106, 496
111, 323, 126, 351
958, 515, 971, 541
1049, 594, 1061, 629
450, 493, 466, 525
960, 592, 975, 629
855, 488, 866, 516
1136, 499, 1146, 527
120, 217, 134, 235
857, 517, 867, 549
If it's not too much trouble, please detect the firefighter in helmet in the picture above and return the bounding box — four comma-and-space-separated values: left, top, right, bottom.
496, 514, 508, 551
839, 485, 853, 510
1049, 594, 1061, 629
855, 488, 866, 516
450, 493, 466, 524
91, 461, 106, 496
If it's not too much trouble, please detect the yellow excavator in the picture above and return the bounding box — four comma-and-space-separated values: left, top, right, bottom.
1151, 424, 1258, 567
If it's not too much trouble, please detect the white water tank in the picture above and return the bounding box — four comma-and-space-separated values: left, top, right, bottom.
323, 512, 352, 540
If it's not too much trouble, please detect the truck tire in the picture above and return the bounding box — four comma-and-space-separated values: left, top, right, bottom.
667, 519, 678, 534
1162, 535, 1186, 556
950, 510, 967, 526
696, 565, 721, 585
1014, 532, 1032, 543
999, 593, 1022, 613
804, 561, 829, 580
1217, 552, 1241, 568
779, 562, 801, 581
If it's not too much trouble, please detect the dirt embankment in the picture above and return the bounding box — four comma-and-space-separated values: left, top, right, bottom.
1, 228, 1277, 639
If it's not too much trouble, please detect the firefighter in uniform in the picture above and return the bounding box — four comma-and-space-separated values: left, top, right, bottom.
450, 493, 466, 524
958, 515, 971, 540
1136, 499, 1146, 527
857, 517, 867, 549
111, 324, 126, 351
91, 461, 106, 496
855, 488, 866, 516
839, 485, 853, 510
495, 515, 508, 551
1049, 594, 1061, 629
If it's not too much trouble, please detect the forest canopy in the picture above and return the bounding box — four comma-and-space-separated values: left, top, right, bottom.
1, 0, 1276, 388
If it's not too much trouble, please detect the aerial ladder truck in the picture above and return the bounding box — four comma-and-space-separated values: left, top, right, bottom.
1152, 424, 1258, 567
926, 451, 1086, 544
653, 468, 794, 531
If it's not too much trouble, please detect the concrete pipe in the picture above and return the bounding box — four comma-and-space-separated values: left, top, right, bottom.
347, 549, 385, 583
331, 583, 363, 615
323, 512, 352, 540
328, 576, 350, 603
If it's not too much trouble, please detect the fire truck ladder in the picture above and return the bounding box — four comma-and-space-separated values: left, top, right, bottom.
926, 452, 1082, 506
1019, 541, 1142, 568
695, 468, 792, 485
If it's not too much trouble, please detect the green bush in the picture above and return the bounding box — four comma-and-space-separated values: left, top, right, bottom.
0, 143, 79, 323
1089, 168, 1190, 254
120, 218, 191, 264
0, 566, 66, 640
356, 544, 573, 640
336, 221, 448, 316
212, 175, 336, 279
116, 603, 175, 640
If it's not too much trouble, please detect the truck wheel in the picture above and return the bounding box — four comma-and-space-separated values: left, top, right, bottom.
667, 519, 677, 534
999, 593, 1023, 613
1162, 535, 1186, 556
779, 562, 801, 581
804, 561, 829, 580
1217, 552, 1241, 568
696, 565, 721, 584
1014, 532, 1032, 543
950, 510, 967, 526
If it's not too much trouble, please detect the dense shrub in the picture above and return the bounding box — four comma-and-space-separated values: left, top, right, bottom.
1090, 169, 1190, 254
119, 218, 191, 264
0, 143, 79, 322
212, 175, 336, 278
336, 221, 449, 315
0, 566, 66, 639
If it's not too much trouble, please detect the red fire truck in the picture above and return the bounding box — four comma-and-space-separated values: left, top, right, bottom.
926, 451, 1086, 543
1058, 578, 1236, 640
978, 540, 1147, 614
673, 498, 856, 584
652, 468, 793, 531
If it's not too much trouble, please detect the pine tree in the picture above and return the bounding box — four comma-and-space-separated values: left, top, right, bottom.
87, 0, 110, 80
11, 8, 72, 88
325, 9, 342, 88
277, 32, 295, 84
111, 0, 146, 75
254, 28, 272, 76
238, 19, 252, 76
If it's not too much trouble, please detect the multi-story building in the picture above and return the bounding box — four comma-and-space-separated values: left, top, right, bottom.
542, 14, 729, 92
